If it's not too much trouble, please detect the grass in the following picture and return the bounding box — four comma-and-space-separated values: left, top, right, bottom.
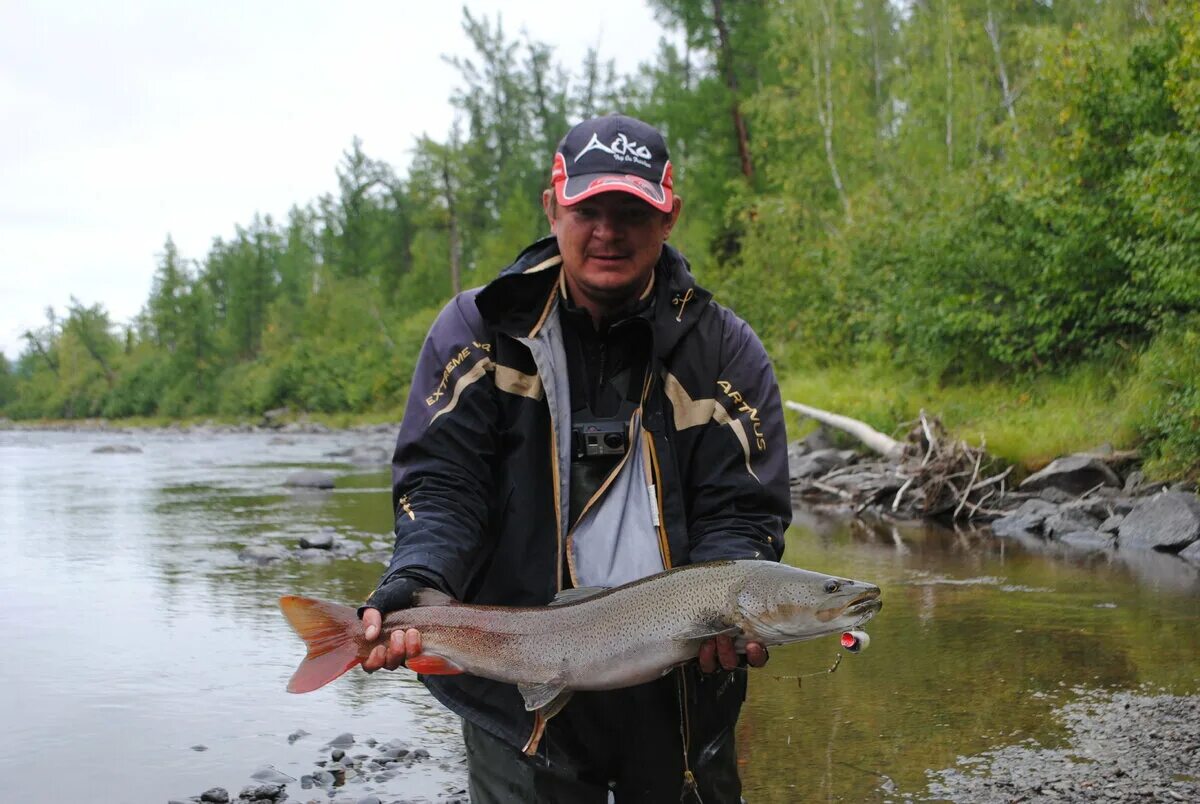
776, 358, 1143, 470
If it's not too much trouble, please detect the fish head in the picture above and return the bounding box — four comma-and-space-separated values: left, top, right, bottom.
734, 561, 882, 646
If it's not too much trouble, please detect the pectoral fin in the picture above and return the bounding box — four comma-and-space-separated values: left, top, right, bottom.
671, 624, 741, 642
518, 680, 570, 713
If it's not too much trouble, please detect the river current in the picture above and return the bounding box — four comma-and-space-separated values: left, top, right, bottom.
0, 428, 1196, 802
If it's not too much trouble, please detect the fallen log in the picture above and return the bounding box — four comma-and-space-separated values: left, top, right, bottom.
784, 401, 905, 461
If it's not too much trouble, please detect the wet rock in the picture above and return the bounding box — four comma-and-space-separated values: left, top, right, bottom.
1058, 530, 1115, 552
1044, 508, 1102, 539
1118, 491, 1200, 552
789, 447, 856, 479
299, 528, 335, 550
287, 729, 309, 744
238, 544, 290, 564
191, 744, 209, 751
200, 788, 231, 803
331, 749, 345, 761
297, 548, 334, 563
1019, 454, 1121, 496
1181, 540, 1200, 564
284, 470, 336, 489
1099, 513, 1124, 534
344, 445, 390, 466
356, 797, 382, 804
92, 443, 142, 454
990, 498, 1060, 539
1038, 486, 1076, 504
250, 767, 294, 784
328, 732, 356, 748
237, 783, 285, 801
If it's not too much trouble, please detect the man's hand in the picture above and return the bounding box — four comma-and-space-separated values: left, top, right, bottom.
358, 574, 427, 673
361, 609, 422, 673
698, 634, 768, 673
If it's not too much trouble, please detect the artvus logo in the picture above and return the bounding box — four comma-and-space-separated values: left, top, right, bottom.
574, 132, 654, 167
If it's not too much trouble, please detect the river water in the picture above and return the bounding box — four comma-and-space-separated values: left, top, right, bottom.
0, 428, 1196, 803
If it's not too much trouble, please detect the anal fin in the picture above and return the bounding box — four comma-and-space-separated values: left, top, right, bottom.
405, 653, 465, 675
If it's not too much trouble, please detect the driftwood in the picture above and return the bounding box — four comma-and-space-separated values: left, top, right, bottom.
787, 402, 1009, 522
784, 401, 904, 461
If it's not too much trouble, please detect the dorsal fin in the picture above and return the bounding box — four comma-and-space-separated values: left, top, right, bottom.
411, 588, 458, 607
549, 586, 607, 606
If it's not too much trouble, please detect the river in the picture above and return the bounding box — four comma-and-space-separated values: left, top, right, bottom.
0, 428, 1196, 803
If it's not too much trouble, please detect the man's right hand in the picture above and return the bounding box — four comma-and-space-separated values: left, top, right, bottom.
359, 575, 426, 674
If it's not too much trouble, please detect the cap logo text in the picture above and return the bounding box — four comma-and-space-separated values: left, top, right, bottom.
575, 131, 653, 168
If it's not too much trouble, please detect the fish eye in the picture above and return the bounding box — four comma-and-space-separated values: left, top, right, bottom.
823, 579, 841, 594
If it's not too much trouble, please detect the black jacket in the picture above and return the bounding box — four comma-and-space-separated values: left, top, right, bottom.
377, 236, 791, 751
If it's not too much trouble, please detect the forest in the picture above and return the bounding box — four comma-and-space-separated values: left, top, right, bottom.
3, 0, 1198, 479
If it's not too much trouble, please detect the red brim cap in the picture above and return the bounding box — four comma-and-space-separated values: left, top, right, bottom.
552, 154, 674, 213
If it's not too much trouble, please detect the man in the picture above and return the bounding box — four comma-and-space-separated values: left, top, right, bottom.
360, 114, 790, 802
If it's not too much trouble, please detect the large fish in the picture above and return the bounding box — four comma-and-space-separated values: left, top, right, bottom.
280, 559, 881, 719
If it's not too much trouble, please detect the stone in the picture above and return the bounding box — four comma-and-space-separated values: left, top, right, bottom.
1038, 486, 1076, 504
92, 443, 142, 454
990, 498, 1060, 539
200, 788, 231, 803
287, 729, 309, 744
328, 732, 355, 748
250, 767, 294, 784
237, 783, 285, 801
1099, 514, 1124, 534
1058, 530, 1115, 552
1118, 492, 1200, 552
356, 797, 383, 804
299, 529, 335, 550
345, 445, 390, 466
1019, 454, 1121, 496
284, 470, 336, 489
789, 447, 854, 479
1044, 509, 1102, 539
331, 749, 345, 761
191, 744, 208, 751
1179, 539, 1200, 564
297, 548, 334, 563
238, 544, 290, 564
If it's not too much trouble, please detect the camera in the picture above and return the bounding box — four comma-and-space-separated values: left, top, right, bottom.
572, 420, 629, 460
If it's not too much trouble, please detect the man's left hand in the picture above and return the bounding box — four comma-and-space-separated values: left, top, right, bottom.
698, 634, 768, 673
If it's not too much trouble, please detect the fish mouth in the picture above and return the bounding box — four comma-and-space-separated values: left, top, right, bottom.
844, 590, 882, 622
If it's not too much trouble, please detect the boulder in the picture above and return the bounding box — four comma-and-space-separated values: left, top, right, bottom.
1118, 492, 1200, 552
990, 498, 1060, 539
200, 789, 230, 804
1057, 530, 1115, 552
1180, 540, 1200, 564
284, 470, 336, 489
237, 783, 285, 801
299, 528, 336, 550
789, 447, 855, 479
1044, 509, 1102, 539
1019, 454, 1121, 496
238, 544, 290, 564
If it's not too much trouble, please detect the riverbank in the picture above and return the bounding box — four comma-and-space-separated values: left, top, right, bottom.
923, 688, 1200, 803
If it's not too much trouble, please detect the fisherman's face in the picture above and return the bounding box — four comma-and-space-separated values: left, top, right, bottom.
543, 190, 682, 322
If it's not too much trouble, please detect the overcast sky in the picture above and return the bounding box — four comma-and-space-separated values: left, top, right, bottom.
0, 0, 666, 360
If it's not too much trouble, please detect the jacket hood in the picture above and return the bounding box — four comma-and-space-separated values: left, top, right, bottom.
475, 235, 713, 361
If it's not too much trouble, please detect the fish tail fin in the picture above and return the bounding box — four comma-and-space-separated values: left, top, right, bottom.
279, 595, 364, 693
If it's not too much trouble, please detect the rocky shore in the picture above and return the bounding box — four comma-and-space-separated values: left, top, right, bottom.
789, 425, 1200, 582
921, 689, 1200, 803
169, 731, 468, 804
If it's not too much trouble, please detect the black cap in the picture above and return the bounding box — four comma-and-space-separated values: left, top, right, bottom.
551, 114, 674, 212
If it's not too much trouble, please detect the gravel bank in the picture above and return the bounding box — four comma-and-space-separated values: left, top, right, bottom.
922, 689, 1200, 803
